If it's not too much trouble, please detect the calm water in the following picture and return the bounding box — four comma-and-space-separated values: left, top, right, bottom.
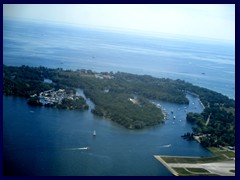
3, 19, 234, 175
3, 19, 235, 99
3, 92, 212, 176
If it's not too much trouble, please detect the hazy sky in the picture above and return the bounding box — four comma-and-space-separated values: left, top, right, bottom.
3, 4, 235, 41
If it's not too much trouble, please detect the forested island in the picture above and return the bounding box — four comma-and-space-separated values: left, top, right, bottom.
3, 65, 235, 147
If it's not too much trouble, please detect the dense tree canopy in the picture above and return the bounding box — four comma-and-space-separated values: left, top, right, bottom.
186, 105, 235, 147
3, 64, 235, 143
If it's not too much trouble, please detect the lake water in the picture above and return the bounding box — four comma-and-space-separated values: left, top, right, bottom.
3, 18, 234, 176
3, 19, 235, 99
3, 92, 212, 176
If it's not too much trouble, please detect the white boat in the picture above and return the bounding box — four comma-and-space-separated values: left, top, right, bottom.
162, 144, 171, 148
93, 130, 96, 136
173, 116, 176, 119
78, 147, 89, 150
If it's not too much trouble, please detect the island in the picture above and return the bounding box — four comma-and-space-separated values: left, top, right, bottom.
3, 65, 235, 149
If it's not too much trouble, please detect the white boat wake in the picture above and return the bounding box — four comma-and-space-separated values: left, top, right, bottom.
65, 147, 90, 150
160, 144, 171, 148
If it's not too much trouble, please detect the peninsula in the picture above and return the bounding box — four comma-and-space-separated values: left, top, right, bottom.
3, 65, 235, 149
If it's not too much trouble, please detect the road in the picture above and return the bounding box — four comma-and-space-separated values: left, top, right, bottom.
205, 113, 212, 126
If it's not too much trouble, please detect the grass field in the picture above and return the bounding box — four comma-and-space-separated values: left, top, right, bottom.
186, 168, 209, 173
208, 147, 235, 159
173, 167, 220, 176
161, 155, 225, 164
161, 147, 235, 164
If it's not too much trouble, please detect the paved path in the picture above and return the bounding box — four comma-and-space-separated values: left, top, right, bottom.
205, 113, 212, 126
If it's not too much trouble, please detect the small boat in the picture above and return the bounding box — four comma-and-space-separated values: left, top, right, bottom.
173, 116, 176, 119
93, 130, 96, 136
162, 144, 171, 148
78, 147, 89, 150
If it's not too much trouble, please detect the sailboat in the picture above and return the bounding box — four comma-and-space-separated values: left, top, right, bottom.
93, 130, 96, 136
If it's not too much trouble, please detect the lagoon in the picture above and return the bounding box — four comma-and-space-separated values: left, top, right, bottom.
3, 92, 212, 176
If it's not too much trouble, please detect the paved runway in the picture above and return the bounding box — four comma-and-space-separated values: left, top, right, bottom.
154, 155, 235, 176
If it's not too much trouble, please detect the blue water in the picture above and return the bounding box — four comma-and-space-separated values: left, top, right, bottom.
3, 18, 234, 176
3, 93, 212, 176
3, 18, 235, 99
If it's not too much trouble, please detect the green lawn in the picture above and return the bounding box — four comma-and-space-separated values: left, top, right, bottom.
186, 168, 209, 173
173, 167, 219, 176
161, 155, 225, 164
161, 147, 235, 164
208, 147, 235, 159
173, 168, 192, 175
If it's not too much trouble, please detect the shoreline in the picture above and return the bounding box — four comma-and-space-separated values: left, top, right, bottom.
154, 148, 235, 176
154, 155, 179, 176
198, 99, 205, 109
186, 91, 205, 109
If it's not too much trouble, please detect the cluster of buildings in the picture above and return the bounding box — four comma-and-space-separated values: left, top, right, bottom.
77, 69, 114, 80
94, 73, 114, 80
38, 89, 66, 105
30, 89, 79, 105
129, 98, 138, 104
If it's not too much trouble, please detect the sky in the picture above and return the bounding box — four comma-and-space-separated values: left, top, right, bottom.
3, 4, 235, 41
